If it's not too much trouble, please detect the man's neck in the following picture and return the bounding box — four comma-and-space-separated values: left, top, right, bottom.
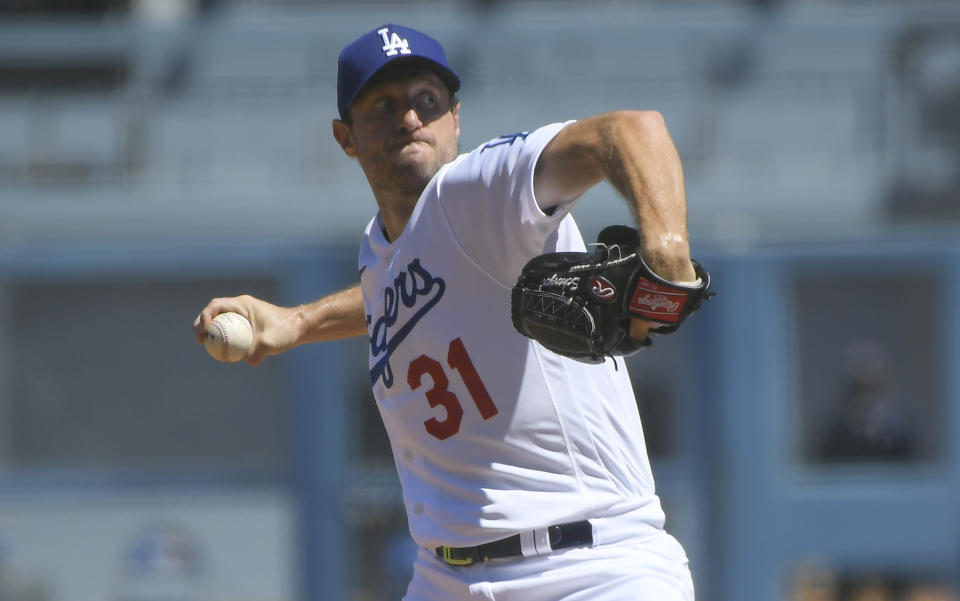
374, 189, 421, 242
366, 163, 439, 241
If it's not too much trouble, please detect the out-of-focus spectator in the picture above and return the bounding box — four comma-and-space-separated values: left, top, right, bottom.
903, 584, 959, 601
815, 340, 917, 463
845, 576, 895, 601
790, 563, 838, 601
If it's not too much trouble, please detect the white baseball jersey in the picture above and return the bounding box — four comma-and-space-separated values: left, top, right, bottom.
358, 121, 666, 550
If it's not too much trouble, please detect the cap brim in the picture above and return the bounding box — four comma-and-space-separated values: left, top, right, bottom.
347, 56, 461, 113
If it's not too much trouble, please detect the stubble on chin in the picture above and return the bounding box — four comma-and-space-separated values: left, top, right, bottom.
363, 136, 459, 198
391, 146, 457, 194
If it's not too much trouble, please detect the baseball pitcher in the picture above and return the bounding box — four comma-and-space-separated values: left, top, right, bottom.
194, 24, 711, 601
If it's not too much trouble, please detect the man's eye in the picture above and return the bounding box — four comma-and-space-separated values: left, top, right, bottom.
418, 93, 438, 108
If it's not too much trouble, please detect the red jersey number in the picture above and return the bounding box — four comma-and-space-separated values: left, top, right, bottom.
407, 337, 499, 440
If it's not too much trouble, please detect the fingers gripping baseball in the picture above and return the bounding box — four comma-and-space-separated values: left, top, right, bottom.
194, 295, 300, 365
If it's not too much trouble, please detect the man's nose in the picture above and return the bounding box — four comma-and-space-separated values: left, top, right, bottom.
398, 106, 423, 130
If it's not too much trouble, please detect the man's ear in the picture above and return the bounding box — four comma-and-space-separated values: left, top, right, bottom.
452, 101, 461, 139
332, 119, 357, 157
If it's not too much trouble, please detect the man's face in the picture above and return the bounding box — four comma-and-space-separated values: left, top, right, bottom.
334, 70, 460, 197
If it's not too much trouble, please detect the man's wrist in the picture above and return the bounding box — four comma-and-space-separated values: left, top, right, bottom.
639, 251, 697, 284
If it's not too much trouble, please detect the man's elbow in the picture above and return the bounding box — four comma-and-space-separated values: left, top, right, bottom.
609, 110, 670, 143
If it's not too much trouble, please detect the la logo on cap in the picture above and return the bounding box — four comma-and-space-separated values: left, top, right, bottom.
378, 27, 411, 57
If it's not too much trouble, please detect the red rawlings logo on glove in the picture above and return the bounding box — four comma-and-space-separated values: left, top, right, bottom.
589, 276, 617, 302
628, 277, 688, 323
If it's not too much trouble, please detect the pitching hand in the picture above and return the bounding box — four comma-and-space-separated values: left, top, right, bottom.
193, 295, 302, 366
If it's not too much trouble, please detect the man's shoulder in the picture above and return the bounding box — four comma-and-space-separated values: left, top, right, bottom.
476, 130, 533, 153
445, 122, 573, 179
468, 122, 571, 157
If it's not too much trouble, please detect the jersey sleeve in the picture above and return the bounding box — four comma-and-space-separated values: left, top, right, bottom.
434, 121, 585, 287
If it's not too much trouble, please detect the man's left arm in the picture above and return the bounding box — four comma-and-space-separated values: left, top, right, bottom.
534, 111, 696, 285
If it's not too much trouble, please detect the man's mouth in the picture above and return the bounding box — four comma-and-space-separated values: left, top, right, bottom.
390, 138, 429, 151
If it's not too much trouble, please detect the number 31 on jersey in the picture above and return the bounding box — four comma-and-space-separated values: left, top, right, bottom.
407, 337, 499, 440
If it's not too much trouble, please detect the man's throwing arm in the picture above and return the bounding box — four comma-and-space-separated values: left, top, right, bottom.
193, 284, 367, 366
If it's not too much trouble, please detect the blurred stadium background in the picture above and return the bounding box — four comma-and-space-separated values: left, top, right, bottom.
0, 0, 958, 600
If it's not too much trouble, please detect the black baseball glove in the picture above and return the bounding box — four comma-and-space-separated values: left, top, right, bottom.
510, 225, 713, 364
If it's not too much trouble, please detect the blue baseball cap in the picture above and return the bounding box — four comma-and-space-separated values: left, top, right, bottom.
337, 24, 461, 120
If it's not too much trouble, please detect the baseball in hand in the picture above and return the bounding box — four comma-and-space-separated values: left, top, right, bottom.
204, 312, 254, 363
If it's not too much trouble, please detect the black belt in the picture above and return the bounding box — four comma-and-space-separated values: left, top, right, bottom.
435, 520, 593, 566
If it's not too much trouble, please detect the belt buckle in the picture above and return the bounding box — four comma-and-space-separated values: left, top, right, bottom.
441, 546, 475, 566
